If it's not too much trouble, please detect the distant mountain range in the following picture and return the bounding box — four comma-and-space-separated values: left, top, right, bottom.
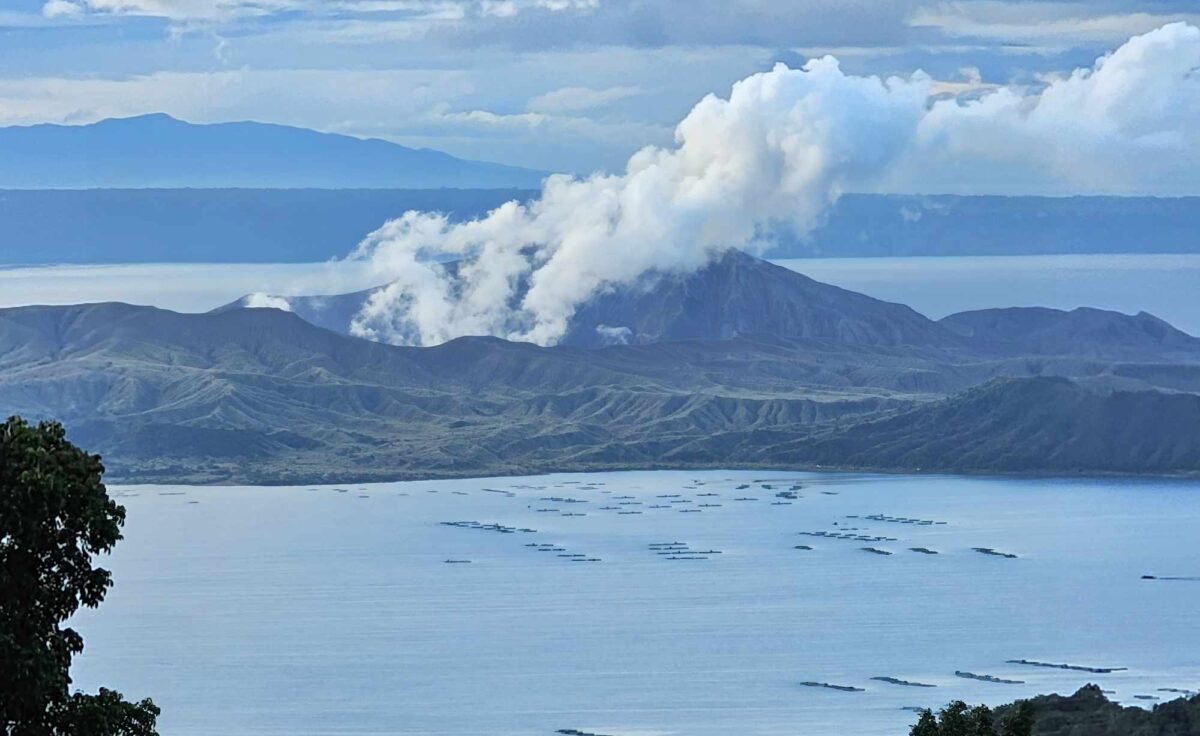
2, 114, 1199, 261
3, 253, 1198, 483
4, 188, 1200, 264
0, 114, 546, 189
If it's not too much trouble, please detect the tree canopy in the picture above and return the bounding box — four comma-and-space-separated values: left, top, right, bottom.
906, 686, 1200, 736
1, 416, 159, 736
910, 700, 1031, 736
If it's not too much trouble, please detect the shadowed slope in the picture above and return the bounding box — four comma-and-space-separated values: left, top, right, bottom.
776, 377, 1200, 473
13, 219, 1200, 492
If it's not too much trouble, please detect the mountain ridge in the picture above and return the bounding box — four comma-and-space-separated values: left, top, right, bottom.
0, 114, 547, 189
3, 284, 1198, 483
221, 250, 1200, 358
220, 250, 965, 349
763, 377, 1200, 474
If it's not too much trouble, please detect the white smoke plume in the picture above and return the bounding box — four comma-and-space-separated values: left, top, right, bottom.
350, 57, 927, 346
349, 22, 1200, 347
243, 292, 293, 311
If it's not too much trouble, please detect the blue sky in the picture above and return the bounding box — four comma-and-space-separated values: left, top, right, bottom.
1, 0, 1199, 173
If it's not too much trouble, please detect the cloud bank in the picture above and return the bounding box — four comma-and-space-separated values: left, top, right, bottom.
350, 22, 1200, 347
897, 20, 1200, 194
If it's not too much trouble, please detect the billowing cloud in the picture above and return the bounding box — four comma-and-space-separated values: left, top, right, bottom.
910, 1, 1200, 46
348, 23, 1200, 347
895, 21, 1200, 194
349, 55, 929, 346
25, 0, 1194, 179
0, 56, 684, 172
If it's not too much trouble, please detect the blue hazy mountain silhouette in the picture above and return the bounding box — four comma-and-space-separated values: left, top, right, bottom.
0, 114, 547, 189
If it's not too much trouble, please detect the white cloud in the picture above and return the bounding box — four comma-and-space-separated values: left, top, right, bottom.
926, 66, 997, 97
42, 0, 83, 18
279, 17, 436, 43
0, 42, 749, 173
0, 68, 474, 130
480, 0, 516, 17
594, 324, 632, 345
537, 0, 598, 11
39, 0, 597, 24
349, 55, 930, 346
0, 263, 378, 314
894, 21, 1200, 194
243, 292, 293, 311
412, 103, 671, 172
439, 108, 548, 128
346, 22, 1200, 348
9, 22, 1200, 194
911, 2, 1200, 46
527, 85, 641, 113
478, 0, 598, 16
43, 0, 299, 22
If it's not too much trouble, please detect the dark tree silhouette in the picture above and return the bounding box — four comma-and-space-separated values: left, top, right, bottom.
910, 708, 941, 736
1, 417, 159, 736
999, 700, 1033, 736
939, 700, 972, 736
910, 699, 1021, 736
968, 704, 995, 736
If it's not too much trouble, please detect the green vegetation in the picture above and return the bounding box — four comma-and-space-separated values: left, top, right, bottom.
5, 249, 1200, 483
3, 298, 1200, 484
909, 700, 1031, 736
1, 416, 158, 735
911, 686, 1200, 736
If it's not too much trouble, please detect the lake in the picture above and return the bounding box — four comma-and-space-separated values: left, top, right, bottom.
3, 254, 1200, 336
72, 471, 1200, 736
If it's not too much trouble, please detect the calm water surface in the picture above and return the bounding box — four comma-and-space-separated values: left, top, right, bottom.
72, 471, 1200, 736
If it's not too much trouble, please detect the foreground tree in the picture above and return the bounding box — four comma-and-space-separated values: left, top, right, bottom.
1, 417, 159, 735
912, 699, 1030, 736
968, 704, 996, 736
910, 708, 940, 736
999, 701, 1033, 736
938, 700, 972, 736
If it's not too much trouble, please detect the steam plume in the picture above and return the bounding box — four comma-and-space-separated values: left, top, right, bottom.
349, 22, 1200, 347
